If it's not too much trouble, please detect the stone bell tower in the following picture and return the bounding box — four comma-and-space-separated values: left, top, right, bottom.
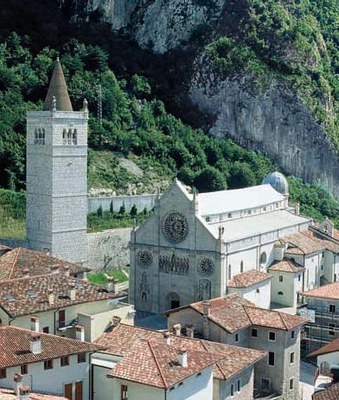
26, 58, 88, 263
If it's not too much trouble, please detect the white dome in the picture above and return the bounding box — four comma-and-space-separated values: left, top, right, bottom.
262, 171, 289, 195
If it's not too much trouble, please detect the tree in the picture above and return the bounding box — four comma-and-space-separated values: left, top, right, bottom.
119, 202, 126, 214
130, 204, 138, 217
97, 205, 103, 218
194, 166, 227, 193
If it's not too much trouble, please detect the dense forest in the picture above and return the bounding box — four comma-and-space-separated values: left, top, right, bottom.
0, 32, 338, 237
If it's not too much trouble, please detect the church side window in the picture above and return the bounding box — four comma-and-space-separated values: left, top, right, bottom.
62, 129, 67, 145
260, 252, 267, 265
72, 129, 77, 145
240, 261, 244, 273
63, 129, 77, 145
228, 264, 232, 280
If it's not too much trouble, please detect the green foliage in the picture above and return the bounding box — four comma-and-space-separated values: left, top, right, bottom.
87, 268, 128, 285
130, 205, 138, 217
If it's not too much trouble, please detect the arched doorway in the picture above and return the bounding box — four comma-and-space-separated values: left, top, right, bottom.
167, 292, 180, 309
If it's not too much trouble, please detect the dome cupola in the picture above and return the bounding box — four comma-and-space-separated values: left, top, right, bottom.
262, 171, 289, 195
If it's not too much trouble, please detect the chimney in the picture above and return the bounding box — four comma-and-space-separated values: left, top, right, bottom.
173, 323, 181, 337
13, 373, 23, 395
68, 283, 76, 301
186, 324, 194, 339
63, 266, 70, 277
75, 324, 85, 342
19, 385, 30, 400
22, 268, 29, 278
112, 316, 121, 328
48, 287, 55, 305
202, 300, 211, 340
106, 276, 115, 293
30, 332, 42, 354
30, 315, 39, 332
51, 265, 59, 274
178, 349, 188, 367
163, 332, 171, 345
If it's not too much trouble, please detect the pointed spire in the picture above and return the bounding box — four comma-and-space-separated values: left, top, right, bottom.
43, 57, 73, 111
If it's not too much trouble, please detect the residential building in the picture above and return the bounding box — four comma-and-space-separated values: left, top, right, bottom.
0, 326, 97, 399
130, 176, 311, 314
165, 294, 305, 399
312, 383, 339, 399
92, 322, 266, 400
300, 283, 339, 357
0, 274, 133, 341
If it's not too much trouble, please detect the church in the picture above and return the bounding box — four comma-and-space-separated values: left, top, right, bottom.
129, 175, 312, 314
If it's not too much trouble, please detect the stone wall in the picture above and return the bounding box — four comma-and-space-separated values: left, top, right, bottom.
88, 194, 157, 214
86, 228, 132, 271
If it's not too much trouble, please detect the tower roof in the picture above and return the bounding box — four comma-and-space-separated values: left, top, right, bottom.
43, 57, 73, 111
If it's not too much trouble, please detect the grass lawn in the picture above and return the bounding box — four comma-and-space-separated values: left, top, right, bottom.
0, 206, 25, 239
87, 268, 129, 285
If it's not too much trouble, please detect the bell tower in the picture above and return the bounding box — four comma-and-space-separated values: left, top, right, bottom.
26, 58, 88, 263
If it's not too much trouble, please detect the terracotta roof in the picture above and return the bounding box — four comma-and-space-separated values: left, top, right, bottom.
166, 294, 306, 332
303, 231, 339, 253
0, 388, 68, 400
282, 232, 325, 255
0, 274, 125, 317
0, 244, 11, 252
0, 248, 89, 281
0, 326, 97, 368
95, 323, 266, 382
269, 259, 305, 273
301, 283, 339, 301
308, 338, 339, 358
228, 269, 271, 288
43, 58, 73, 111
109, 339, 224, 388
312, 383, 339, 400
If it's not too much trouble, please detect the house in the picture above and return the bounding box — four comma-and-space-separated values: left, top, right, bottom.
300, 283, 339, 357
227, 269, 271, 309
0, 274, 134, 341
0, 248, 89, 281
311, 383, 339, 399
130, 175, 311, 314
0, 326, 97, 400
92, 322, 266, 400
165, 293, 306, 399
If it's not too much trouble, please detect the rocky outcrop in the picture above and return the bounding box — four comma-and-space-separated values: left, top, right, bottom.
190, 59, 339, 198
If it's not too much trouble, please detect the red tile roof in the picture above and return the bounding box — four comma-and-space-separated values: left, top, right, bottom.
282, 232, 325, 255
301, 283, 339, 301
0, 274, 125, 317
269, 259, 305, 273
166, 294, 306, 332
0, 387, 68, 400
312, 383, 339, 400
95, 324, 266, 386
0, 248, 89, 281
228, 269, 271, 288
95, 323, 266, 382
0, 326, 97, 368
108, 339, 223, 389
303, 231, 339, 253
308, 338, 339, 358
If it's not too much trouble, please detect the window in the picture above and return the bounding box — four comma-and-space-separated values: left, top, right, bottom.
228, 213, 232, 218
289, 379, 294, 390
256, 288, 260, 294
240, 261, 243, 273
43, 326, 49, 333
329, 305, 336, 313
77, 353, 86, 363
0, 368, 6, 379
261, 378, 270, 391
61, 356, 70, 367
278, 291, 283, 296
231, 384, 234, 396
251, 328, 258, 338
44, 359, 53, 370
235, 333, 239, 342
59, 310, 65, 328
268, 352, 275, 366
279, 275, 283, 282
290, 352, 295, 364
228, 265, 232, 280
34, 128, 45, 145
121, 385, 128, 400
269, 331, 276, 341
21, 364, 28, 375
298, 274, 301, 282
260, 252, 267, 264
329, 323, 335, 336
205, 217, 210, 222
291, 331, 295, 339
237, 380, 241, 392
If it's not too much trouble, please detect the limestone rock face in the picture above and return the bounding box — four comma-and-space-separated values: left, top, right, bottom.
190, 58, 339, 198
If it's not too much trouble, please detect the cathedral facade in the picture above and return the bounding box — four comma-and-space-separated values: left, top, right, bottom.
129, 176, 311, 314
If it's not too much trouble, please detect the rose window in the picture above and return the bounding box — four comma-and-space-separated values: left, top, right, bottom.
162, 212, 189, 244
136, 250, 153, 268
197, 258, 215, 277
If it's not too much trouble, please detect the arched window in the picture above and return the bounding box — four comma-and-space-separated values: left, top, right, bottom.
240, 261, 244, 273
228, 264, 232, 280
277, 291, 283, 296
167, 292, 180, 309
72, 129, 77, 145
260, 252, 267, 265
67, 129, 72, 145
62, 129, 67, 145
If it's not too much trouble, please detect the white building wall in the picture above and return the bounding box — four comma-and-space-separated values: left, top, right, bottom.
0, 354, 90, 398
112, 378, 164, 400
317, 351, 339, 368
228, 280, 271, 309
